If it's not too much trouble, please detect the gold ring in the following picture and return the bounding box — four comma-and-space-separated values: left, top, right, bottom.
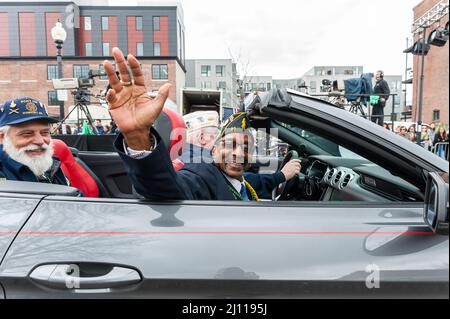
120, 80, 132, 86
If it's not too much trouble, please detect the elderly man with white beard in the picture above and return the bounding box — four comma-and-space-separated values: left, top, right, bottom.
0, 97, 70, 185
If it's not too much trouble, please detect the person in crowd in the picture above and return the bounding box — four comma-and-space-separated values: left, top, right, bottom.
109, 120, 119, 134
0, 97, 70, 185
371, 70, 390, 126
398, 126, 409, 139
433, 125, 449, 159
408, 125, 417, 143
104, 124, 111, 135
72, 124, 81, 135
104, 47, 301, 201
420, 125, 432, 150
383, 122, 390, 130
427, 122, 436, 145
95, 119, 105, 135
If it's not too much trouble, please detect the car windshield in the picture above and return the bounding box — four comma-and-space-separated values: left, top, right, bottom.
276, 121, 366, 159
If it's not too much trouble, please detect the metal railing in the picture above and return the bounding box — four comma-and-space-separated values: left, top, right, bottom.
310, 92, 399, 128
432, 142, 449, 161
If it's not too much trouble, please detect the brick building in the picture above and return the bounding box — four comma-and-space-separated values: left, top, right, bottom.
410, 0, 449, 126
0, 1, 186, 118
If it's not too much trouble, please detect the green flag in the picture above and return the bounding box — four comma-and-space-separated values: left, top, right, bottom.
370, 95, 380, 105
82, 121, 93, 135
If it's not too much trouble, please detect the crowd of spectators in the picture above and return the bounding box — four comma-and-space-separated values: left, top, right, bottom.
383, 121, 449, 159
52, 120, 119, 136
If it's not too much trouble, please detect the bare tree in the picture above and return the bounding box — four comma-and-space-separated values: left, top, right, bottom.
227, 47, 254, 107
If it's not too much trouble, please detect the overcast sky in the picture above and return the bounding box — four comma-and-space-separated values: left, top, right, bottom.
129, 0, 419, 78
13, 0, 421, 78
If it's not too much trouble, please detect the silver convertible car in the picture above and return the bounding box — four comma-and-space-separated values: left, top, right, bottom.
0, 89, 448, 298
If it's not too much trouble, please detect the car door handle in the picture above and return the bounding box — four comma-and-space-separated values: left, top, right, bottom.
29, 264, 142, 289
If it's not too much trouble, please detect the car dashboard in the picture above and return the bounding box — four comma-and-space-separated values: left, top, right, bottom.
304, 155, 423, 202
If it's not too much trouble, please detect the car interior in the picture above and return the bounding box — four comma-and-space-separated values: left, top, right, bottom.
0, 104, 426, 203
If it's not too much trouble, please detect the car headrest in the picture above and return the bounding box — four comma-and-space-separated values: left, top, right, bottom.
52, 138, 99, 197
154, 107, 186, 160
52, 138, 72, 161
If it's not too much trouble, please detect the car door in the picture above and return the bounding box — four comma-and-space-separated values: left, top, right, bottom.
0, 192, 44, 298
0, 196, 447, 298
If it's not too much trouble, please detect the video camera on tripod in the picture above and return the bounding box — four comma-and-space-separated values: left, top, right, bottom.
321, 78, 346, 109
51, 70, 107, 134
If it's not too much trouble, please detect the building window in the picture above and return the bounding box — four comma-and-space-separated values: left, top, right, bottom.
267, 83, 271, 91
310, 80, 317, 93
48, 91, 58, 105
103, 42, 110, 56
85, 42, 92, 56
98, 64, 108, 80
47, 65, 58, 80
153, 42, 161, 56
136, 16, 143, 30
73, 64, 89, 78
153, 16, 160, 30
258, 83, 266, 90
101, 16, 109, 30
344, 69, 354, 75
136, 42, 144, 56
201, 65, 211, 77
218, 81, 226, 89
84, 16, 91, 30
216, 65, 225, 77
152, 64, 168, 80
433, 110, 440, 121
201, 81, 212, 89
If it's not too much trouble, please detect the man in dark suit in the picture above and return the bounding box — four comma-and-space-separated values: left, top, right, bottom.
371, 70, 390, 126
104, 48, 301, 201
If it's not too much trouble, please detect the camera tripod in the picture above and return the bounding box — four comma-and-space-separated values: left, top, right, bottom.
348, 100, 367, 119
53, 89, 99, 135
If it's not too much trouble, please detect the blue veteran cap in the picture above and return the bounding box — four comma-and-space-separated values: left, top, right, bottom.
0, 97, 59, 126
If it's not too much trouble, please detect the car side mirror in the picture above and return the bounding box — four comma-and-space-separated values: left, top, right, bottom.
424, 172, 449, 235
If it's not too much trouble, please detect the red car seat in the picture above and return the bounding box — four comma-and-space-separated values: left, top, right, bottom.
52, 139, 100, 197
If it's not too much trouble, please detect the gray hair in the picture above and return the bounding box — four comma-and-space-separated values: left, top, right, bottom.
0, 125, 10, 135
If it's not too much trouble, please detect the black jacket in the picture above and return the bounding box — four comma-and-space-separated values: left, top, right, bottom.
114, 129, 285, 201
373, 79, 390, 107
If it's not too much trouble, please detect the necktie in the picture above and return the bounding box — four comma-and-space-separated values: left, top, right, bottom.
240, 183, 249, 201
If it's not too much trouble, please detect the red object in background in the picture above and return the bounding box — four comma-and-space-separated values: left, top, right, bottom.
0, 13, 9, 56
153, 16, 169, 56
78, 16, 92, 56
19, 12, 36, 56
127, 16, 144, 56
102, 16, 118, 55
53, 139, 99, 198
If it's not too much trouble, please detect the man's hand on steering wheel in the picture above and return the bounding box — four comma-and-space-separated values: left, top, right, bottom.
281, 159, 302, 181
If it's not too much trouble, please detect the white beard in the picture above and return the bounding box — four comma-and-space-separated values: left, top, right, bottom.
3, 136, 54, 177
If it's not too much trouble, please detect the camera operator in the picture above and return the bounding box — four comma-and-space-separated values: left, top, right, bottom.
371, 70, 390, 126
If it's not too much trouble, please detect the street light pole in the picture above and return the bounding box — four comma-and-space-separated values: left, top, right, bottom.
416, 27, 426, 144
51, 21, 67, 121
56, 40, 64, 120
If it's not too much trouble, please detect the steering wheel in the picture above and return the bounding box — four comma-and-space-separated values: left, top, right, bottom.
272, 150, 306, 201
